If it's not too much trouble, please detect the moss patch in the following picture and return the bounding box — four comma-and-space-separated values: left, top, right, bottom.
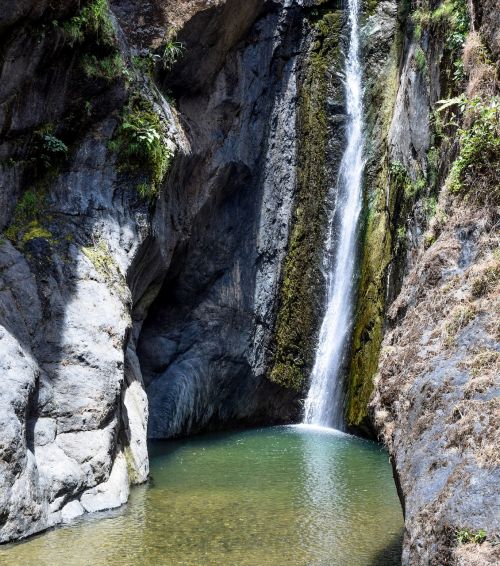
82, 238, 129, 301
4, 189, 53, 246
345, 17, 405, 430
268, 10, 344, 391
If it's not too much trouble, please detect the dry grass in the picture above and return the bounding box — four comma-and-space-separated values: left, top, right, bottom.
463, 32, 498, 98
454, 541, 500, 565
162, 0, 225, 34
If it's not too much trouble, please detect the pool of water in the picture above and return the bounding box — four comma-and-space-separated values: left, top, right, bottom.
1, 425, 403, 566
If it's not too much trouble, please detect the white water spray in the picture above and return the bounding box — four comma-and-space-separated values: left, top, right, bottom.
303, 0, 365, 429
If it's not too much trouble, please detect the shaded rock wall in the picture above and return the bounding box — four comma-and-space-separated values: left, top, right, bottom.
139, 2, 306, 437
0, 0, 335, 541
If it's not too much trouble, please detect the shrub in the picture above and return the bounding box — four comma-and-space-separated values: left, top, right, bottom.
61, 0, 114, 47
448, 96, 500, 202
161, 41, 185, 69
456, 528, 487, 545
111, 97, 173, 199
35, 128, 68, 170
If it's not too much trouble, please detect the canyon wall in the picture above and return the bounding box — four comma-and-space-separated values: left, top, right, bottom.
369, 0, 500, 563
0, 0, 498, 563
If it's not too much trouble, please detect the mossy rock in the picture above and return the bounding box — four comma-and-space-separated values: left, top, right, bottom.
268, 9, 344, 392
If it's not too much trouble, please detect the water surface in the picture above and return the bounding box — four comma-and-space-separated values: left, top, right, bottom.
1, 426, 403, 566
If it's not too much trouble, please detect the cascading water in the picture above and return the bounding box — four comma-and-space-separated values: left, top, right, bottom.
303, 0, 365, 429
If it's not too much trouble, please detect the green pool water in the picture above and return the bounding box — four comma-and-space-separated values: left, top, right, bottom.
1, 425, 403, 566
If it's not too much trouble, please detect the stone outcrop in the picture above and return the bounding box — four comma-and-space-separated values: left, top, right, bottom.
138, 0, 306, 438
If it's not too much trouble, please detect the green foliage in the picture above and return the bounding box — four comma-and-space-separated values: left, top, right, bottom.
111, 97, 173, 199
60, 0, 114, 47
410, 177, 426, 198
390, 162, 427, 200
161, 41, 185, 70
414, 47, 427, 74
412, 0, 469, 88
81, 52, 125, 81
448, 96, 500, 200
427, 146, 439, 188
435, 94, 465, 113
446, 0, 469, 53
13, 191, 38, 220
423, 196, 437, 218
412, 0, 467, 40
456, 529, 487, 545
35, 127, 68, 170
389, 161, 407, 184
453, 59, 466, 83
132, 55, 155, 77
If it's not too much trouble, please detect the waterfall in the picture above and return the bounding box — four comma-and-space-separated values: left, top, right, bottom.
303, 0, 364, 429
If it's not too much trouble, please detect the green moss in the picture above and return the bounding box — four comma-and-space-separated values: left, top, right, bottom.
268, 10, 343, 391
414, 46, 427, 75
132, 55, 155, 77
346, 171, 391, 427
21, 222, 53, 243
363, 0, 381, 17
124, 446, 140, 485
110, 95, 174, 199
82, 239, 118, 281
82, 239, 129, 300
4, 190, 49, 244
345, 17, 408, 429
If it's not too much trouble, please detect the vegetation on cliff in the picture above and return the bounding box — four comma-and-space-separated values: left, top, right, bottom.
269, 8, 343, 391
109, 95, 174, 200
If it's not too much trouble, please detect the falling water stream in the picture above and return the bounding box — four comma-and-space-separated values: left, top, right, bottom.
304, 0, 365, 429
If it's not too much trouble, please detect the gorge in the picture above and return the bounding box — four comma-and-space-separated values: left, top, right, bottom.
0, 0, 499, 564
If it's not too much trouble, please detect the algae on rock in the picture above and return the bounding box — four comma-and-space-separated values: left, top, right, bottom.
269, 8, 345, 392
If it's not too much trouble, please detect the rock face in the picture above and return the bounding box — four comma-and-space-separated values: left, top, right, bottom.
0, 0, 195, 542
138, 1, 305, 438
367, 0, 500, 563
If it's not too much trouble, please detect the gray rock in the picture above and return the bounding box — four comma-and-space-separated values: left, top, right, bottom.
80, 451, 129, 514
61, 500, 85, 523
